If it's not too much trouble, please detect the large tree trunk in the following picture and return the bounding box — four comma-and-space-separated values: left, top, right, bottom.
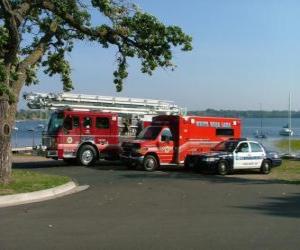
0, 98, 17, 184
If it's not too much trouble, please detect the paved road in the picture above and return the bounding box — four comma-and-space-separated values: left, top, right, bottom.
1, 158, 300, 250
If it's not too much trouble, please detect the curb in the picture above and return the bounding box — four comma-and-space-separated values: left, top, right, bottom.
0, 181, 89, 208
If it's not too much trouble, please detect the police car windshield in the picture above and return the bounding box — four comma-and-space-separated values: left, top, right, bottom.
212, 141, 239, 152
47, 112, 64, 134
137, 126, 162, 140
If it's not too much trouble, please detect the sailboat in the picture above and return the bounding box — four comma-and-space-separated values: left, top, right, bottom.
255, 103, 267, 139
279, 93, 294, 136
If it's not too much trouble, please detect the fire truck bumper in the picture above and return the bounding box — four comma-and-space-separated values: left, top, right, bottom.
120, 155, 144, 165
46, 149, 76, 159
47, 150, 58, 158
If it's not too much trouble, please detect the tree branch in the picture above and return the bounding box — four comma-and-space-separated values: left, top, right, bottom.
0, 0, 20, 65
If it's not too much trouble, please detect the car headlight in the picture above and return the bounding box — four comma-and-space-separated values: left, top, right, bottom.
273, 153, 279, 159
133, 147, 148, 154
204, 157, 219, 162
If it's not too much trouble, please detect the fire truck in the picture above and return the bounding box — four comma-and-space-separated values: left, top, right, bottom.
121, 115, 242, 171
23, 92, 183, 166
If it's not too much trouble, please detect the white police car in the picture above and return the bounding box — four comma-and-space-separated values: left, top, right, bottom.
186, 138, 282, 175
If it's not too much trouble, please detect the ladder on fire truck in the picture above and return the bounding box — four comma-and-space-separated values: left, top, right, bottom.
23, 92, 184, 116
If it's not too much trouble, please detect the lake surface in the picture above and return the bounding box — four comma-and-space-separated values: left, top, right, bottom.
11, 118, 300, 153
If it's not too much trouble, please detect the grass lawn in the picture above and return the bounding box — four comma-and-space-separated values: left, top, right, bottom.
275, 139, 300, 151
271, 160, 300, 184
0, 170, 70, 195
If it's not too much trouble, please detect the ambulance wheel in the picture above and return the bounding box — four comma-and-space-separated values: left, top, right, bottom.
143, 155, 158, 172
78, 145, 97, 166
260, 160, 271, 174
217, 161, 228, 175
184, 157, 194, 170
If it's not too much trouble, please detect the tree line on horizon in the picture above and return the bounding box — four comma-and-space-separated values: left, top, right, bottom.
15, 109, 300, 120
188, 109, 300, 118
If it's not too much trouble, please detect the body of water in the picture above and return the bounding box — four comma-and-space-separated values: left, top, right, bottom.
11, 118, 300, 153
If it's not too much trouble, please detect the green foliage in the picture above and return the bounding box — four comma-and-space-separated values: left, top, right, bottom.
275, 140, 300, 151
0, 170, 70, 195
0, 0, 192, 101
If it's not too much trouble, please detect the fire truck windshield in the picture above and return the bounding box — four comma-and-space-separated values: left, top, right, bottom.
137, 126, 162, 140
212, 141, 239, 152
47, 112, 64, 134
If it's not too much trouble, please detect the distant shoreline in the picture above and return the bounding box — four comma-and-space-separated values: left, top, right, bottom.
16, 109, 300, 120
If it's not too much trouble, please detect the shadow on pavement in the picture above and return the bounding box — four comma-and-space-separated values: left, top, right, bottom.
13, 158, 294, 186
235, 193, 300, 218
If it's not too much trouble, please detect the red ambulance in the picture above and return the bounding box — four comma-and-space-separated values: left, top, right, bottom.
121, 115, 242, 171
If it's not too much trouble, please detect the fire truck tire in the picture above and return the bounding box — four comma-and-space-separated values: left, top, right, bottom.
143, 155, 158, 172
78, 145, 97, 166
260, 160, 271, 174
217, 161, 228, 175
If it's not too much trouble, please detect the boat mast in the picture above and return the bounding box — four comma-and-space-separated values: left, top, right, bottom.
288, 92, 292, 154
260, 103, 263, 135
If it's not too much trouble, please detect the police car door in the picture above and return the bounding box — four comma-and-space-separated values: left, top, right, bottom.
233, 142, 252, 169
249, 142, 265, 168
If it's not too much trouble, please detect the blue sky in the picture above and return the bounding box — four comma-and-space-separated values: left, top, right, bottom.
21, 0, 300, 111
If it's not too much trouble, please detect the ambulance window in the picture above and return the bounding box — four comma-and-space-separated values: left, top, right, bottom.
96, 117, 110, 129
73, 117, 79, 128
83, 117, 92, 128
236, 143, 249, 153
250, 142, 263, 152
161, 129, 173, 141
216, 128, 234, 136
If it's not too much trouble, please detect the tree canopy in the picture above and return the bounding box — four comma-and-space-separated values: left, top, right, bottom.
0, 0, 192, 103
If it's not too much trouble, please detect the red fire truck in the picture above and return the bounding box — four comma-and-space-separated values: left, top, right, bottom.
121, 115, 242, 171
43, 109, 122, 165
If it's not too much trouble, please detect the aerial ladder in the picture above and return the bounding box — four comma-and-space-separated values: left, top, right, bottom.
23, 92, 185, 135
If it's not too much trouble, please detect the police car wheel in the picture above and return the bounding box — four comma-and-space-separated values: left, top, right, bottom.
143, 155, 158, 172
260, 160, 271, 174
217, 161, 228, 175
78, 145, 97, 166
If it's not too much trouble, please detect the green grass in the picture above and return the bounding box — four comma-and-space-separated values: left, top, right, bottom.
275, 139, 300, 151
271, 160, 300, 184
0, 170, 70, 195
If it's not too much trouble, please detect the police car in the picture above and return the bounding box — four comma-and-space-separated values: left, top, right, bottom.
187, 138, 282, 175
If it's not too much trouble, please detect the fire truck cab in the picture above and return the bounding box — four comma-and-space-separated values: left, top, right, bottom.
121, 115, 241, 171
43, 109, 120, 165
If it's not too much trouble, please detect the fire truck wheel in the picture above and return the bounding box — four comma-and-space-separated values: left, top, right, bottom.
78, 145, 97, 166
217, 161, 228, 175
260, 160, 271, 174
143, 155, 158, 172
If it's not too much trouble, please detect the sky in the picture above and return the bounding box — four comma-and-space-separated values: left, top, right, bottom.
20, 0, 300, 111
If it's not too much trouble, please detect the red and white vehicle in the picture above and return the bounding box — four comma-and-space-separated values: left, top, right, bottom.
121, 115, 242, 171
43, 109, 122, 165
25, 92, 182, 166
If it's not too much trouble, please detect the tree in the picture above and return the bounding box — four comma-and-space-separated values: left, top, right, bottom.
0, 0, 192, 184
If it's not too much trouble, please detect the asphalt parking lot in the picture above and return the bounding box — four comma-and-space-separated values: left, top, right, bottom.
1, 158, 300, 250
